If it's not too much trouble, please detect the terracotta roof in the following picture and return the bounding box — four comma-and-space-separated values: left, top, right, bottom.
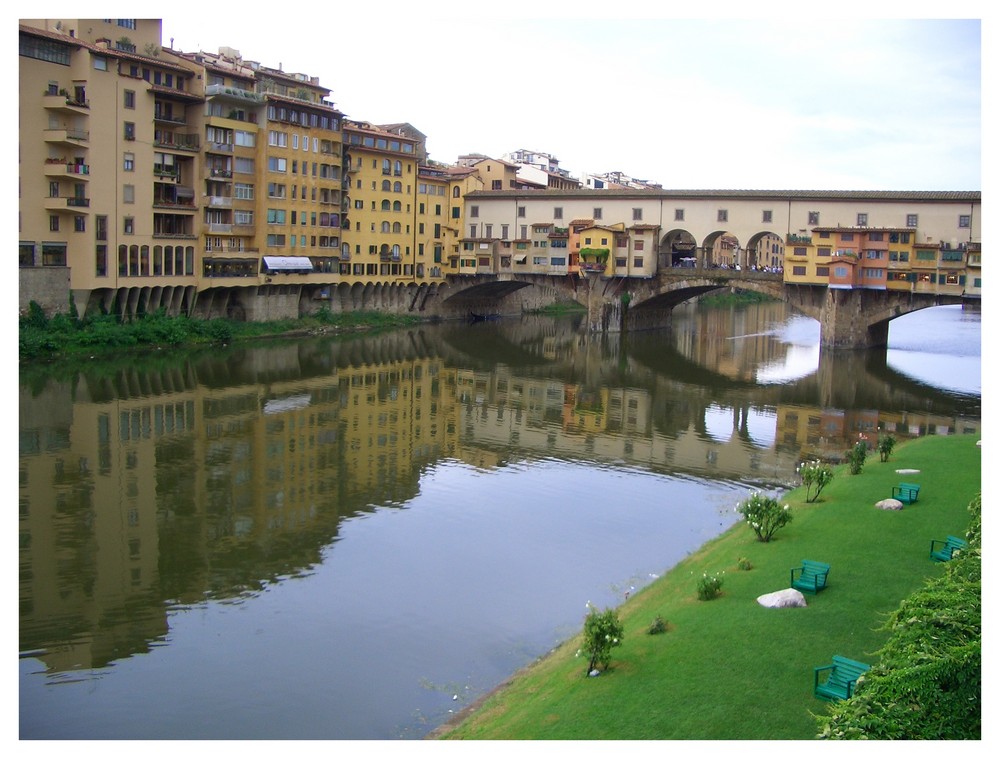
466, 188, 980, 201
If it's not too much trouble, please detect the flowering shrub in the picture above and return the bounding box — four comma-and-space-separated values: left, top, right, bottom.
798, 460, 834, 503
582, 603, 624, 674
736, 492, 793, 542
877, 434, 896, 462
697, 572, 724, 600
847, 440, 867, 475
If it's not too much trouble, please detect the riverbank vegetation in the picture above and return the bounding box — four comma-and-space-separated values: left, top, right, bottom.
697, 289, 776, 307
435, 434, 981, 740
18, 301, 421, 362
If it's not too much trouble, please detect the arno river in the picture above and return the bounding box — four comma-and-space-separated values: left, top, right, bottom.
18, 301, 980, 740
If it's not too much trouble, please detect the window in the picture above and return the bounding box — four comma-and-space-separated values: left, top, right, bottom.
959, 215, 971, 228
718, 209, 728, 223
906, 214, 918, 227
792, 265, 806, 276
235, 183, 254, 200
517, 206, 525, 218
470, 205, 479, 218
554, 207, 563, 220
41, 243, 67, 266
675, 209, 684, 221
269, 131, 288, 147
469, 224, 477, 238
634, 240, 644, 251
857, 213, 868, 226
817, 247, 831, 257
49, 215, 59, 232
593, 207, 602, 220
124, 89, 135, 108
95, 245, 107, 276
234, 130, 255, 147
123, 152, 135, 171
452, 207, 460, 219
816, 266, 829, 277
762, 210, 772, 223
632, 208, 642, 221
485, 224, 492, 238
868, 231, 883, 242
123, 217, 134, 234
94, 56, 108, 71
491, 180, 502, 190
808, 211, 820, 225
74, 216, 86, 233
123, 184, 135, 203
267, 157, 287, 172
235, 157, 254, 174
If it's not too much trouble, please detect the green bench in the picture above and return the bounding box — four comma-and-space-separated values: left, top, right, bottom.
930, 535, 968, 562
892, 482, 921, 504
790, 560, 830, 594
814, 655, 870, 701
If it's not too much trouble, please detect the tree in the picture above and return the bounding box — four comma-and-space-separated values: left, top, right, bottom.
582, 604, 624, 674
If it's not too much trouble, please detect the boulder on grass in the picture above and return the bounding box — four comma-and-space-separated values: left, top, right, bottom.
756, 588, 807, 608
876, 498, 904, 511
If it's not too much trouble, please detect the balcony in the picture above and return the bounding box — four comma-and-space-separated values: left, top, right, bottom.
207, 142, 234, 154
207, 223, 233, 234
207, 195, 233, 208
43, 92, 90, 114
155, 134, 201, 152
44, 196, 90, 213
44, 160, 90, 179
787, 234, 812, 244
205, 83, 265, 103
44, 128, 89, 146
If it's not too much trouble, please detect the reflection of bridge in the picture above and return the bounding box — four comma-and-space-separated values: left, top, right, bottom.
434, 268, 968, 350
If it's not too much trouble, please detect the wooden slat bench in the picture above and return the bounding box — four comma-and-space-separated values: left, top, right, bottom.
790, 560, 830, 594
930, 535, 968, 562
814, 655, 870, 701
892, 482, 921, 504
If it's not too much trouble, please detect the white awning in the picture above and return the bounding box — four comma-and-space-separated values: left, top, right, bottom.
514, 254, 528, 263
263, 256, 313, 272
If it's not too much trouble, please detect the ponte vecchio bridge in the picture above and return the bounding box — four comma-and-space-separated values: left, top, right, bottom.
428, 189, 981, 350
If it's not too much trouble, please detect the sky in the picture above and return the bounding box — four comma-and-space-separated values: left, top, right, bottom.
151, 2, 988, 192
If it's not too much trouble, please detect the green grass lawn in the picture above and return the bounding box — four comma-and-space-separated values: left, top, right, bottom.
437, 434, 981, 740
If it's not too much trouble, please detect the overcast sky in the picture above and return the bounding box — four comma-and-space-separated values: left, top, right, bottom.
159, 3, 985, 192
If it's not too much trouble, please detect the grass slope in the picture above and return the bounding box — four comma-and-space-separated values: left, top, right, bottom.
437, 434, 981, 740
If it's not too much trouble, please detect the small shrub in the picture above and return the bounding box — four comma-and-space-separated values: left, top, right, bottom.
582, 603, 624, 674
735, 492, 793, 543
737, 556, 753, 571
847, 440, 867, 475
877, 434, 896, 463
697, 572, 724, 601
648, 615, 668, 635
798, 459, 834, 502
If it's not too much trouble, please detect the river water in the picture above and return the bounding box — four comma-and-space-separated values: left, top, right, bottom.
18, 302, 980, 740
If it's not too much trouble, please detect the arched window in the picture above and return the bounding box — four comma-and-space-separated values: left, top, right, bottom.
382, 179, 391, 191
381, 221, 390, 233
392, 200, 401, 212
393, 181, 402, 193
392, 222, 401, 233
392, 244, 400, 257
381, 199, 391, 211
118, 245, 128, 276
453, 186, 460, 198
342, 242, 350, 256
394, 160, 402, 176
382, 159, 391, 175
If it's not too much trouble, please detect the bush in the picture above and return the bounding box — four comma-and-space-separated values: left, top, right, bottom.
818, 493, 981, 739
877, 434, 896, 462
582, 604, 624, 674
798, 460, 834, 502
737, 557, 752, 571
697, 572, 724, 601
648, 615, 668, 635
735, 492, 792, 542
846, 440, 867, 475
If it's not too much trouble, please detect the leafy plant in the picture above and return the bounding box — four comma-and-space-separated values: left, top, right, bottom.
818, 493, 981, 739
737, 557, 752, 571
877, 434, 896, 463
735, 492, 792, 542
648, 615, 668, 635
798, 460, 834, 502
697, 572, 724, 600
846, 440, 867, 474
582, 603, 624, 674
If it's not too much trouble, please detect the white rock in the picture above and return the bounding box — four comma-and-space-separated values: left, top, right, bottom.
875, 498, 904, 511
756, 588, 807, 608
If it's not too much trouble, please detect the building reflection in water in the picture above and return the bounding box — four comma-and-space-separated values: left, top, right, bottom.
19, 306, 980, 678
